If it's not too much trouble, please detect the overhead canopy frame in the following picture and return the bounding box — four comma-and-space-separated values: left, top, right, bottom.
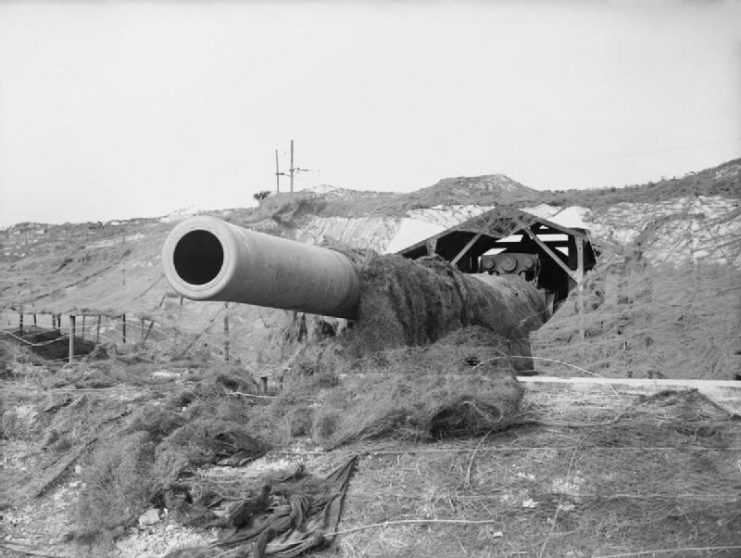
396, 206, 598, 314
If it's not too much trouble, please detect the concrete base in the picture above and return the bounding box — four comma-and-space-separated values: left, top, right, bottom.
518, 376, 741, 412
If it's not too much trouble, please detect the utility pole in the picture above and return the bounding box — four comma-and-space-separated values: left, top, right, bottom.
275, 139, 310, 194
290, 139, 295, 193
274, 149, 286, 193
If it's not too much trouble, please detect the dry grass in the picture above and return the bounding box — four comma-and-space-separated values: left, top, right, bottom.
335, 389, 741, 558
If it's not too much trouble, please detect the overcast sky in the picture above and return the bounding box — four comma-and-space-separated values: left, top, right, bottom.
0, 1, 740, 226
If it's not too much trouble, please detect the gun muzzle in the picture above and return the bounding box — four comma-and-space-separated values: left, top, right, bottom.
162, 216, 361, 319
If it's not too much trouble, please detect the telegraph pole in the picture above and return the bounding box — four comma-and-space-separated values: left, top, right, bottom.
275, 139, 310, 194
290, 139, 295, 193
274, 149, 284, 193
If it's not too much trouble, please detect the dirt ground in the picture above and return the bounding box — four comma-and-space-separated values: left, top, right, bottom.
2, 363, 740, 558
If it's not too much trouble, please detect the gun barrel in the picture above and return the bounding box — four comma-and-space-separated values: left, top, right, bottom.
162, 216, 361, 319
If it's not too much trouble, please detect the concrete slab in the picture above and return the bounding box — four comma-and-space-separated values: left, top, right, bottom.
518, 376, 741, 412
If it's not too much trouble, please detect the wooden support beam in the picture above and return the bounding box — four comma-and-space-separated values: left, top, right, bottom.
521, 227, 577, 280
425, 237, 438, 256
450, 232, 483, 267
68, 315, 76, 364
492, 240, 570, 249
529, 228, 575, 236
576, 236, 586, 343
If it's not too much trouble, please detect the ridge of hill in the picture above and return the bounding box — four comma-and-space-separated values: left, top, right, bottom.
540, 157, 741, 208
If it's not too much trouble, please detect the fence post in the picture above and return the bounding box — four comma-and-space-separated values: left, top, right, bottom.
69, 315, 76, 364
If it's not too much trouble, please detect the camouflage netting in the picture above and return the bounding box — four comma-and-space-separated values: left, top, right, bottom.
256, 326, 527, 449
348, 254, 547, 364
276, 252, 548, 375
67, 252, 546, 542
255, 253, 551, 448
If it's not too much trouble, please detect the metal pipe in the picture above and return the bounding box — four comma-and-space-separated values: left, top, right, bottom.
162, 216, 361, 319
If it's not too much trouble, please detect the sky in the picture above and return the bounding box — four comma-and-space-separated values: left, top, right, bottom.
0, 1, 740, 226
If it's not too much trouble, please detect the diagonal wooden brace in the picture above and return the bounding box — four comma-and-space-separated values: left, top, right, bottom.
520, 227, 577, 281
451, 232, 483, 267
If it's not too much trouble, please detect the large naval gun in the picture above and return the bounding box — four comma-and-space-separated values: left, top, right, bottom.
162, 216, 362, 319
162, 216, 552, 328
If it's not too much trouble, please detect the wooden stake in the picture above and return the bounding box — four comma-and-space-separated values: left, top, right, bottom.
223, 303, 230, 362
122, 314, 127, 344
68, 315, 76, 364
143, 320, 154, 343
18, 313, 23, 336
32, 314, 37, 326
96, 315, 101, 344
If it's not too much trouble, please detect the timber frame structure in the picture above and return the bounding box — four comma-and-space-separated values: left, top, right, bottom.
397, 207, 598, 317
